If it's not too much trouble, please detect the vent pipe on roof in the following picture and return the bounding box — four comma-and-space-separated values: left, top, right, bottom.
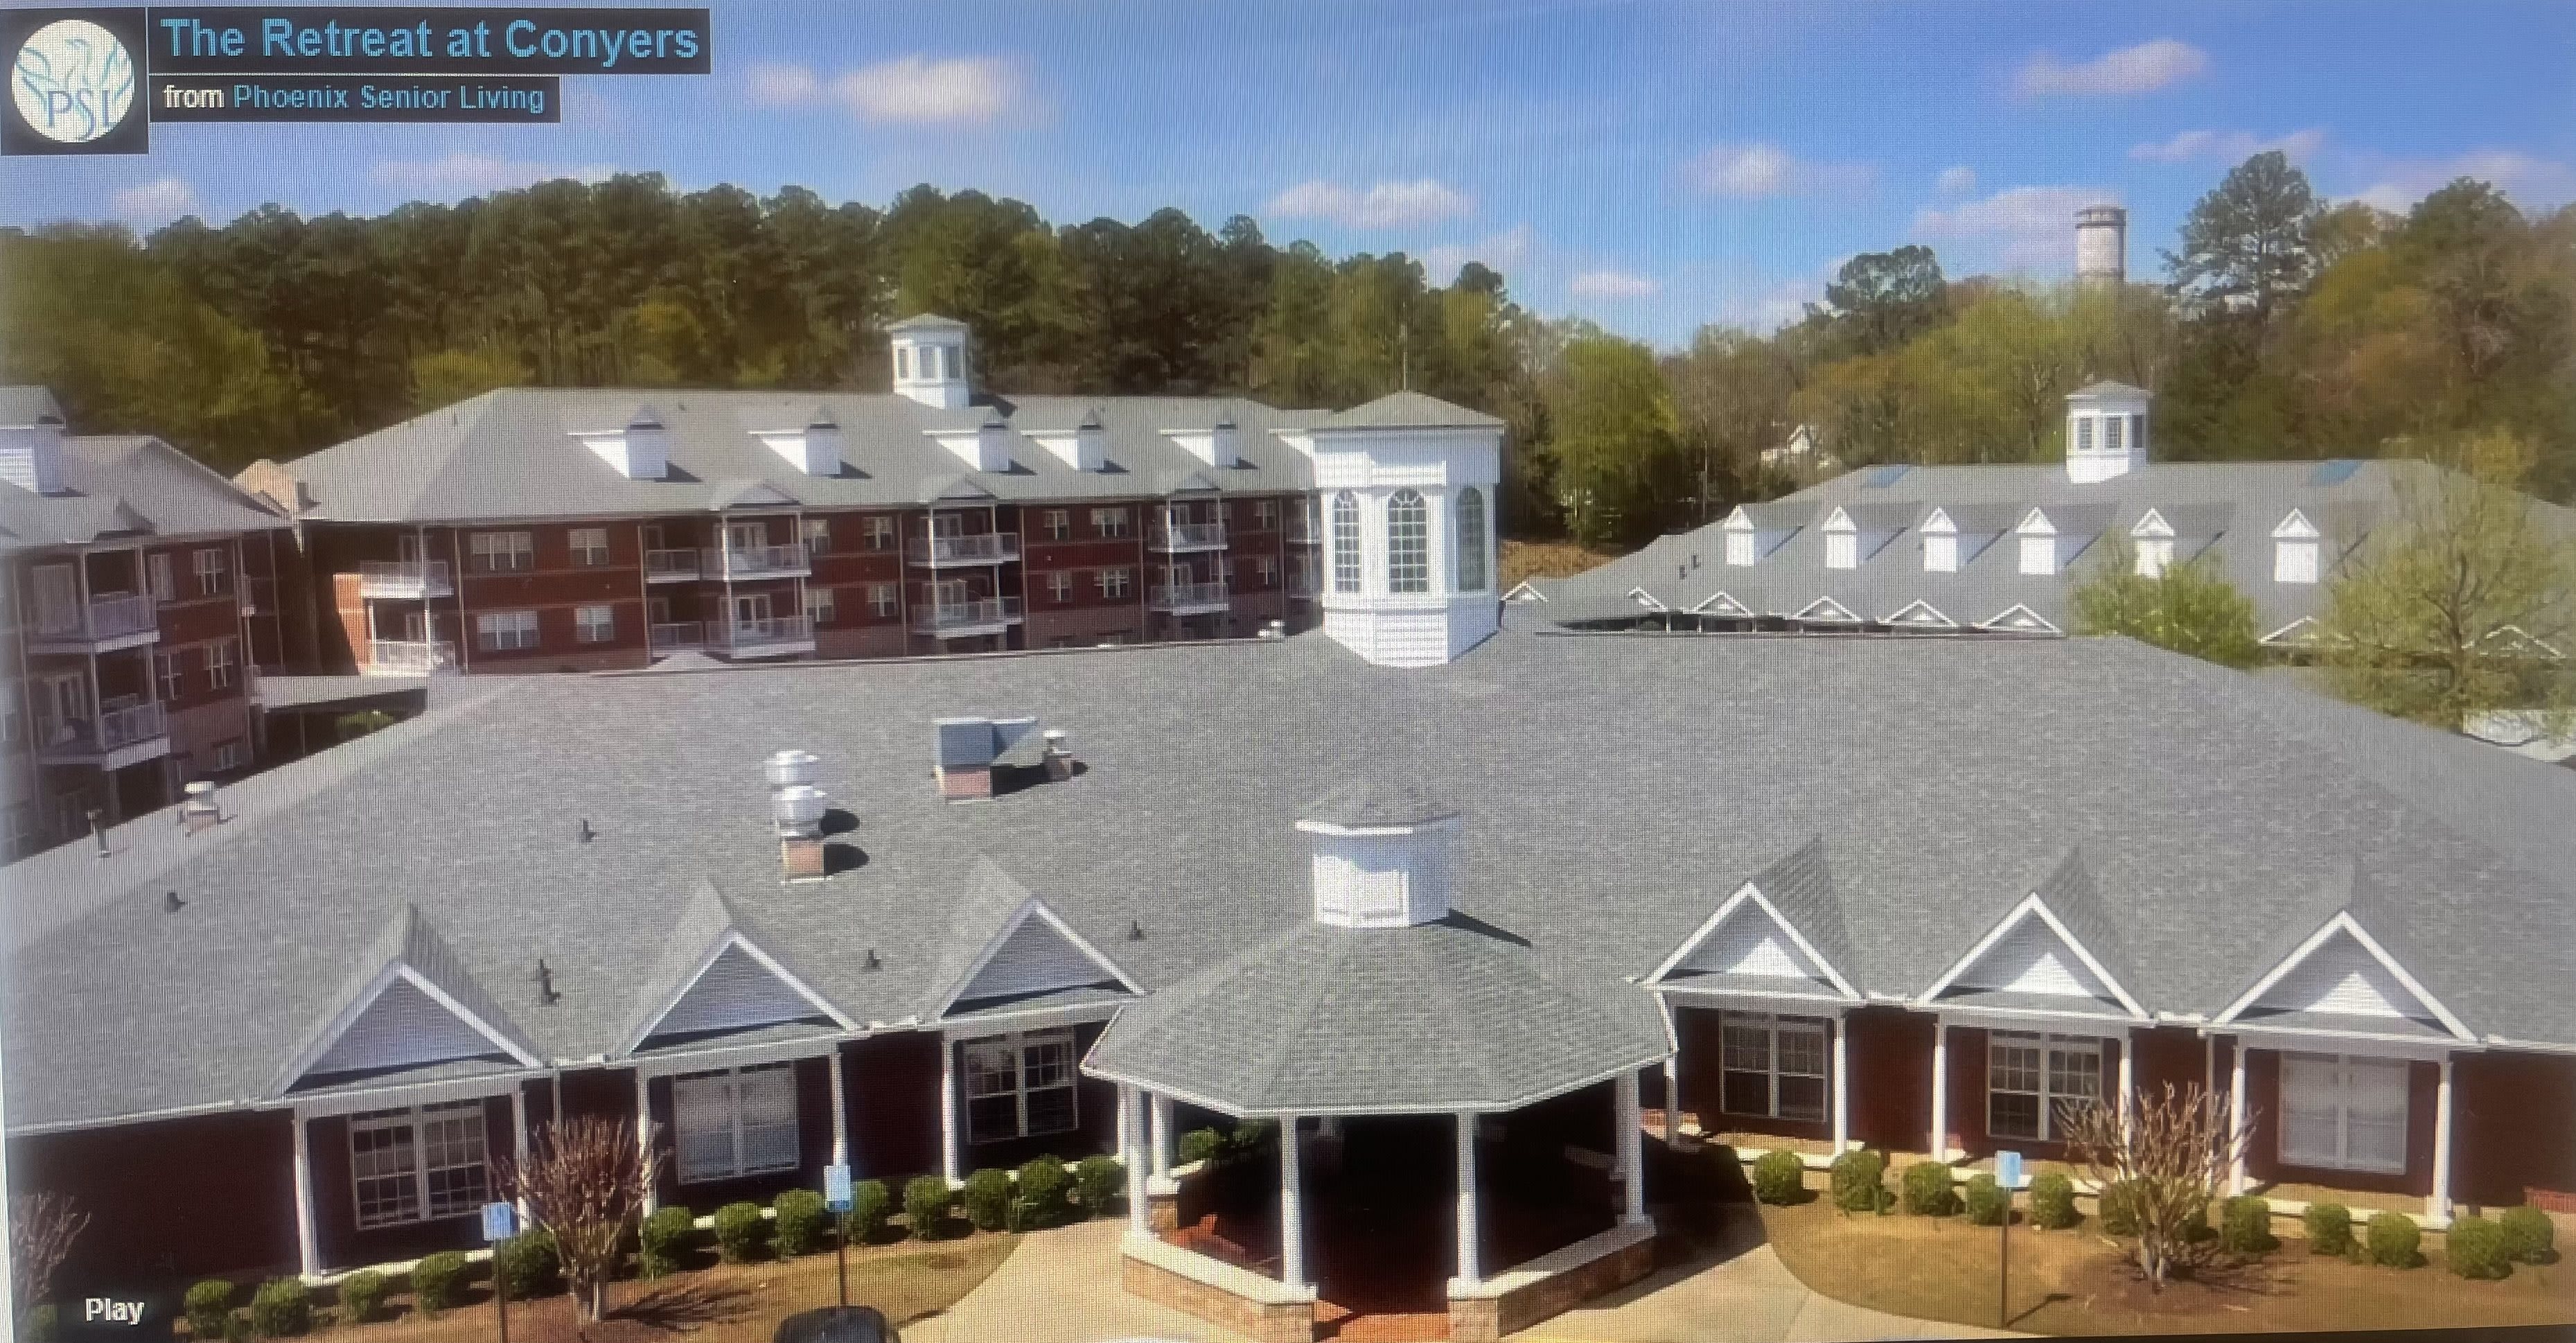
1042, 729, 1074, 783
178, 780, 222, 835
768, 750, 828, 881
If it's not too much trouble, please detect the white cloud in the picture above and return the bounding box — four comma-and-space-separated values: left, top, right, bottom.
110, 176, 198, 225
1568, 268, 1659, 300
1684, 143, 1873, 198
2347, 149, 2576, 212
746, 62, 820, 107
1937, 166, 1977, 196
2130, 127, 2326, 164
1267, 177, 1476, 229
1912, 184, 2120, 268
1419, 225, 1534, 283
369, 154, 615, 195
1713, 277, 1824, 331
750, 55, 1025, 125
2015, 39, 2209, 97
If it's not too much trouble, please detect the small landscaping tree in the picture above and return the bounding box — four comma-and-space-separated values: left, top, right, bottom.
962, 1168, 1013, 1231
2366, 1211, 2422, 1267
2304, 1202, 2354, 1257
638, 1205, 698, 1277
1828, 1148, 1889, 1214
2447, 1214, 2510, 1279
711, 1202, 768, 1263
409, 1252, 468, 1317
1752, 1150, 1806, 1205
492, 1116, 663, 1322
846, 1179, 893, 1243
334, 1272, 387, 1326
2028, 1172, 2078, 1229
2499, 1206, 2556, 1264
1073, 1156, 1124, 1218
2062, 1082, 2251, 1291
10, 1194, 91, 1337
904, 1175, 953, 1240
1900, 1161, 1955, 1216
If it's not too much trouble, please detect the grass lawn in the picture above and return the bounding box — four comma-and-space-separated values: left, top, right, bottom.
242, 1234, 1019, 1343
1757, 1196, 2576, 1335
1499, 538, 1621, 586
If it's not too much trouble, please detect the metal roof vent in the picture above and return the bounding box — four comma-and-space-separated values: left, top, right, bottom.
766, 748, 821, 791
774, 784, 827, 837
1041, 729, 1075, 782
768, 751, 829, 881
178, 780, 223, 835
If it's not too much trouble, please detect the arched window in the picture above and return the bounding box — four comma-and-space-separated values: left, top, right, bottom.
1454, 488, 1488, 592
1330, 491, 1361, 594
1386, 489, 1429, 593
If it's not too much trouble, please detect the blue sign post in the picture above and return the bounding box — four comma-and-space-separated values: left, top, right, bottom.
824, 1164, 854, 1306
1991, 1152, 2024, 1328
482, 1202, 516, 1343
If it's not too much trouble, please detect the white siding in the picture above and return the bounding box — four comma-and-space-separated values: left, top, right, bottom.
1825, 532, 1857, 570
1679, 904, 1833, 988
653, 942, 825, 1040
1923, 534, 1956, 572
2018, 535, 2056, 576
958, 911, 1111, 1004
2275, 539, 2319, 584
1955, 914, 2115, 1001
2252, 929, 2424, 1020
1725, 532, 1755, 567
308, 976, 502, 1079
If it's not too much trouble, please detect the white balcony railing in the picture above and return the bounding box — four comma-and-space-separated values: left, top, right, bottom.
704, 543, 810, 579
34, 592, 157, 644
367, 639, 457, 674
906, 533, 1021, 566
709, 615, 814, 653
1149, 581, 1232, 613
36, 700, 167, 760
1149, 521, 1228, 552
649, 621, 705, 651
910, 596, 1023, 635
645, 549, 703, 581
357, 560, 452, 598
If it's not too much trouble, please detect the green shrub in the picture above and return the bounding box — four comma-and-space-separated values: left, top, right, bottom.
1828, 1149, 1889, 1213
2500, 1205, 2556, 1263
962, 1168, 1014, 1231
495, 1227, 558, 1297
2447, 1215, 2510, 1279
2367, 1211, 2421, 1267
773, 1190, 828, 1257
904, 1175, 953, 1240
846, 1179, 893, 1243
184, 1280, 236, 1339
1230, 1120, 1277, 1154
409, 1252, 468, 1317
638, 1205, 698, 1277
2304, 1202, 2354, 1256
2182, 1201, 2213, 1243
1900, 1161, 1956, 1216
2027, 1172, 2077, 1229
24, 1304, 58, 1343
712, 1201, 768, 1263
1752, 1150, 1806, 1206
1178, 1127, 1221, 1166
247, 1279, 310, 1337
2221, 1196, 2277, 1253
2099, 1180, 2142, 1236
1964, 1173, 2008, 1226
1014, 1155, 1072, 1230
224, 1317, 252, 1343
1074, 1155, 1124, 1218
335, 1271, 387, 1325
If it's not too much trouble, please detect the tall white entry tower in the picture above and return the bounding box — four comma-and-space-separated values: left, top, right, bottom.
889, 313, 974, 410
1307, 392, 1503, 667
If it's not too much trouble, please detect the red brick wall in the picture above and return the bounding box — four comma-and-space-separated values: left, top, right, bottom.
9, 1110, 299, 1281
848, 1033, 943, 1182
1846, 1008, 1932, 1151
2455, 1051, 2576, 1207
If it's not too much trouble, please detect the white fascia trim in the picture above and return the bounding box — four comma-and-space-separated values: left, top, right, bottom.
1821, 507, 1856, 533
1645, 881, 1860, 1001
1885, 599, 1955, 629
2212, 911, 2476, 1042
2482, 624, 2565, 659
2216, 1026, 2478, 1061
2272, 508, 2319, 540
279, 1069, 552, 1118
2130, 509, 2175, 538
939, 1001, 1124, 1038
933, 897, 1145, 1021
628, 1032, 852, 1080
1688, 591, 1753, 617
2259, 615, 2321, 647
1915, 892, 2149, 1021
270, 962, 541, 1096
1625, 587, 1670, 612
1720, 507, 1753, 530
619, 930, 857, 1056
1930, 1005, 2142, 1035
1650, 983, 1857, 1013
2015, 507, 2056, 536
1978, 604, 2062, 635
1500, 581, 1547, 604
1082, 1049, 1673, 1123
1919, 507, 1957, 535
1793, 596, 1861, 624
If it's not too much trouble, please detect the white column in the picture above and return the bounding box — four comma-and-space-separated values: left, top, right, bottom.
635, 1070, 658, 1216
511, 1085, 532, 1221
1930, 1021, 1950, 1160
827, 1048, 849, 1169
939, 1038, 962, 1186
290, 1110, 321, 1280
2227, 1038, 2249, 1196
1121, 1085, 1149, 1241
1661, 1053, 1683, 1150
1616, 1070, 1646, 1224
1831, 1019, 1851, 1155
1149, 1093, 1176, 1193
1279, 1116, 1307, 1290
2117, 1030, 2136, 1146
2429, 1053, 2455, 1223
1453, 1111, 1482, 1289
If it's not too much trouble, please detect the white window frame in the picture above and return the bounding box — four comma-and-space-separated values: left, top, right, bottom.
1254, 499, 1280, 530
1716, 1012, 1829, 1123
202, 639, 236, 692
157, 651, 186, 702
800, 518, 832, 555
2103, 415, 2124, 455
960, 1028, 1080, 1146
803, 586, 836, 626
869, 583, 899, 618
349, 1100, 490, 1229
569, 527, 610, 567
1098, 568, 1131, 599
1043, 509, 1070, 541
1331, 492, 1362, 593
2278, 1052, 2410, 1176
477, 611, 540, 652
671, 1063, 803, 1186
1047, 571, 1073, 603
1386, 489, 1429, 593
192, 547, 229, 597
1253, 554, 1278, 586
469, 531, 533, 574
1986, 1030, 2103, 1142
148, 553, 175, 604
862, 516, 897, 552
574, 604, 616, 644
1091, 507, 1130, 539
1454, 488, 1488, 592
213, 739, 245, 772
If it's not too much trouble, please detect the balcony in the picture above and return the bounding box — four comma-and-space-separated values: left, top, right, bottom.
703, 543, 811, 580
906, 533, 1021, 567
366, 640, 457, 676
30, 592, 159, 654
1149, 581, 1233, 615
645, 549, 703, 583
357, 560, 452, 599
910, 596, 1024, 638
35, 700, 170, 769
649, 621, 705, 653
708, 615, 815, 658
1148, 520, 1228, 553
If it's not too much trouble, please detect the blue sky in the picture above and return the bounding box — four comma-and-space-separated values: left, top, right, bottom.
6, 0, 2573, 347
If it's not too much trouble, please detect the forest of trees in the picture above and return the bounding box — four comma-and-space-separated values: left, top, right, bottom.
3, 152, 2568, 549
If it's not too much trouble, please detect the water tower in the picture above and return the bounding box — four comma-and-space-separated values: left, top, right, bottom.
2075, 205, 2127, 289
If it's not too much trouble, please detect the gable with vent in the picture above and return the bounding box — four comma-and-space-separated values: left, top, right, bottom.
1650, 884, 1855, 1001
943, 902, 1140, 1016
288, 966, 537, 1091
2220, 913, 2469, 1039
1925, 895, 2141, 1017
639, 938, 844, 1048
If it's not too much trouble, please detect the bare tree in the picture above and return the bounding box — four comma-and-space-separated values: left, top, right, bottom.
493, 1116, 662, 1323
10, 1194, 91, 1331
2062, 1083, 2251, 1291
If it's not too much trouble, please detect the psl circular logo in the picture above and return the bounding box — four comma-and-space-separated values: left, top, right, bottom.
13, 19, 136, 145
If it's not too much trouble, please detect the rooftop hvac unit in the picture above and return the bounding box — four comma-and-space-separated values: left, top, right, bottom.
773, 784, 828, 837
766, 749, 820, 790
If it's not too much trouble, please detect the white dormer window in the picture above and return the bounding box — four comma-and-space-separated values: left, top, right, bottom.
896, 347, 911, 380
1924, 534, 1957, 572
1826, 532, 1856, 570
2273, 510, 2321, 585
2102, 416, 2122, 455
1726, 532, 1754, 567
2019, 534, 2055, 576
2135, 537, 2173, 577
2074, 416, 2094, 454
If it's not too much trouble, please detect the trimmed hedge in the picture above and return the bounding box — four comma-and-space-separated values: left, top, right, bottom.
2099, 1180, 2142, 1237
1901, 1161, 1956, 1216
847, 1179, 894, 1243
1828, 1149, 1889, 1214
774, 1190, 829, 1257
1964, 1173, 2007, 1227
1074, 1155, 1124, 1218
1015, 1155, 1072, 1230
2028, 1172, 2078, 1229
904, 1175, 953, 1240
495, 1227, 558, 1297
2221, 1196, 2277, 1253
184, 1280, 236, 1339
335, 1271, 387, 1326
410, 1252, 468, 1317
1752, 1150, 1806, 1206
2500, 1205, 2556, 1264
712, 1202, 768, 1263
962, 1168, 1014, 1231
1178, 1127, 1222, 1166
638, 1205, 698, 1277
2447, 1215, 2510, 1280
2366, 1211, 2421, 1268
248, 1279, 310, 1337
2304, 1202, 2354, 1257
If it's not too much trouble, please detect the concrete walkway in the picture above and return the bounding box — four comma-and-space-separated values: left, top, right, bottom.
901, 1209, 2011, 1343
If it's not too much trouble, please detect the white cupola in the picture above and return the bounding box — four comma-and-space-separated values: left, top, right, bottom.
0, 387, 68, 495
1309, 392, 1505, 668
890, 313, 973, 410
1296, 782, 1461, 929
2064, 380, 2149, 484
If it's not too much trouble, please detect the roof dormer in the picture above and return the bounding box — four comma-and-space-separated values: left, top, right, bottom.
928, 410, 1014, 473
2273, 509, 2320, 584
755, 409, 844, 477
0, 387, 67, 495
890, 314, 973, 410
1167, 415, 1242, 468
572, 405, 671, 481
1722, 504, 1800, 568
1027, 410, 1109, 471
1296, 782, 1461, 929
